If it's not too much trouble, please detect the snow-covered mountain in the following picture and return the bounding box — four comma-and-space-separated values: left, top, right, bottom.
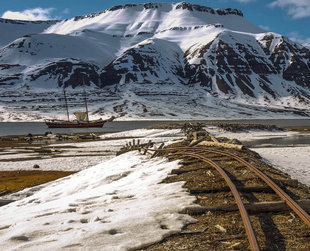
0, 2, 310, 121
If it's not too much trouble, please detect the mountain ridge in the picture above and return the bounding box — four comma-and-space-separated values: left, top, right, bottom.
0, 2, 309, 121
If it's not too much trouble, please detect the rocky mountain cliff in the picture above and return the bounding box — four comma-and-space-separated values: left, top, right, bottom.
0, 2, 309, 121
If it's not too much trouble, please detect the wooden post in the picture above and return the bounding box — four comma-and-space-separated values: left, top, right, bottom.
137, 140, 141, 152
143, 140, 152, 155
151, 143, 164, 158
208, 132, 219, 143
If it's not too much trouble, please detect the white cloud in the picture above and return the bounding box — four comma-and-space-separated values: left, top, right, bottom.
259, 25, 271, 31
1, 7, 56, 21
269, 0, 310, 19
288, 31, 310, 45
62, 8, 70, 15
235, 0, 256, 2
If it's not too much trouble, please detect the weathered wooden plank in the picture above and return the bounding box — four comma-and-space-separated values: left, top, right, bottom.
151, 143, 165, 158
181, 200, 310, 215
0, 199, 15, 207
197, 141, 244, 150
190, 186, 274, 194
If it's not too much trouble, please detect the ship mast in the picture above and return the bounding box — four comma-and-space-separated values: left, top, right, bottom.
63, 88, 70, 121
83, 78, 89, 123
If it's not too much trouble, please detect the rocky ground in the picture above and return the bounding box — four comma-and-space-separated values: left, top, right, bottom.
0, 132, 103, 195
0, 123, 309, 250
138, 141, 310, 251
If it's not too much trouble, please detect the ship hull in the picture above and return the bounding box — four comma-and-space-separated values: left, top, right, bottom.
45, 120, 105, 128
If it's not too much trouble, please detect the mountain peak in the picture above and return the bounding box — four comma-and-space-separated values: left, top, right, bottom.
175, 2, 243, 16
1, 2, 309, 120
72, 2, 243, 22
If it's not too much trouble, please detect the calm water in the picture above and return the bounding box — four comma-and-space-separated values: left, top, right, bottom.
0, 120, 309, 147
0, 119, 310, 137
243, 134, 310, 148
0, 121, 170, 137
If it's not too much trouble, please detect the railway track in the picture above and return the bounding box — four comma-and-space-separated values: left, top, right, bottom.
130, 142, 310, 251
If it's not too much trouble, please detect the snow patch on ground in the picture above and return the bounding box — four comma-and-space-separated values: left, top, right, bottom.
253, 147, 310, 186
204, 126, 310, 186
1, 126, 309, 250
0, 152, 196, 251
0, 156, 111, 172
0, 129, 184, 171
204, 126, 298, 141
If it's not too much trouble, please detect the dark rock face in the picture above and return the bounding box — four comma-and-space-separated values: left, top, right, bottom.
98, 30, 310, 104
100, 39, 185, 87
267, 37, 310, 89
0, 3, 309, 108
0, 18, 58, 25
28, 59, 101, 88
175, 2, 243, 16
73, 2, 243, 22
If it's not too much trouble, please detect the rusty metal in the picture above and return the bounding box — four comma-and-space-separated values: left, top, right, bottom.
162, 146, 310, 228
168, 151, 260, 251
137, 144, 310, 250
199, 148, 310, 228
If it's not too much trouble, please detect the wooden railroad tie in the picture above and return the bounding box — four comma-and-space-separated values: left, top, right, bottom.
182, 200, 310, 215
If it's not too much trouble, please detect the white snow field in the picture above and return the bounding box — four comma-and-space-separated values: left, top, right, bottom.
0, 129, 184, 171
204, 126, 310, 186
0, 152, 196, 251
1, 127, 309, 250
253, 147, 310, 186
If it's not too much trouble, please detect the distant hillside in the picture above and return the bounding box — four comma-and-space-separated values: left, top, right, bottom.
0, 2, 309, 121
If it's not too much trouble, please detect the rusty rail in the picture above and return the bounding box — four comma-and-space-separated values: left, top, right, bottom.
170, 151, 260, 251
172, 147, 310, 228
144, 146, 310, 228
136, 144, 310, 250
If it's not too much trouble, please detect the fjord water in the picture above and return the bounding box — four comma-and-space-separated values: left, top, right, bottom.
0, 119, 310, 137
0, 121, 177, 136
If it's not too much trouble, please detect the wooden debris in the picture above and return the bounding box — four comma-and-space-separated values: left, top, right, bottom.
151, 143, 165, 158
0, 190, 11, 196
0, 199, 15, 207
190, 186, 274, 194
143, 140, 152, 155
229, 242, 241, 248
188, 138, 205, 147
275, 179, 299, 188
196, 140, 244, 150
215, 224, 227, 233
180, 226, 208, 235
182, 200, 310, 215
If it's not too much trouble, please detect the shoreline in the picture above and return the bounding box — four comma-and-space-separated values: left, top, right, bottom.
1, 119, 310, 137
1, 123, 309, 196
0, 123, 309, 250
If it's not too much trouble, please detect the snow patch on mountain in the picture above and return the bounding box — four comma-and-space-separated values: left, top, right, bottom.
0, 18, 59, 48
44, 2, 262, 37
0, 2, 309, 120
0, 34, 113, 66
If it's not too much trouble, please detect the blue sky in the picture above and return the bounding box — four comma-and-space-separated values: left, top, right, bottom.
1, 0, 309, 44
